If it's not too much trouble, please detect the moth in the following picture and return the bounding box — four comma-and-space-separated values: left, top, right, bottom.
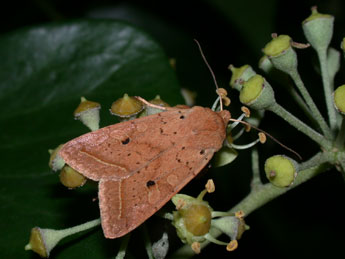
59, 103, 230, 238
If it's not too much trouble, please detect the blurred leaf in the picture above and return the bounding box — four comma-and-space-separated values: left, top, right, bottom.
203, 0, 277, 55
0, 20, 182, 258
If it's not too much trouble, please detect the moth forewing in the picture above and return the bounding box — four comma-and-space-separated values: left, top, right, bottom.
59, 106, 230, 238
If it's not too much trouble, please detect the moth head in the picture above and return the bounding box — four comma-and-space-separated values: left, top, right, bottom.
217, 110, 231, 127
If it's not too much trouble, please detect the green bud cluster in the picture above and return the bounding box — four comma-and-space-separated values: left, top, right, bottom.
170, 180, 248, 254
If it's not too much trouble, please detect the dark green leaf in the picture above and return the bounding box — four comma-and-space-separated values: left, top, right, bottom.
0, 20, 182, 258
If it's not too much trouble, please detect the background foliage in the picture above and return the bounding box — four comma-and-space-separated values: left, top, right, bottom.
1, 0, 344, 258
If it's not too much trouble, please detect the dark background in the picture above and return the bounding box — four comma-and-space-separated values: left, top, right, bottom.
1, 0, 345, 258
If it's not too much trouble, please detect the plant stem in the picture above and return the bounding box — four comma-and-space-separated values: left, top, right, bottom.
286, 85, 316, 126
61, 218, 101, 237
142, 224, 154, 259
289, 69, 333, 139
335, 117, 345, 148
250, 148, 261, 188
171, 152, 333, 258
337, 151, 345, 181
318, 48, 338, 131
268, 102, 331, 149
115, 234, 131, 259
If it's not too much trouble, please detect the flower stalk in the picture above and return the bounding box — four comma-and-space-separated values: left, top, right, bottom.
317, 48, 338, 130
172, 151, 335, 257
267, 102, 331, 149
288, 68, 333, 139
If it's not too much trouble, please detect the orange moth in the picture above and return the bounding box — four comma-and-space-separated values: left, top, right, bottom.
59, 104, 230, 238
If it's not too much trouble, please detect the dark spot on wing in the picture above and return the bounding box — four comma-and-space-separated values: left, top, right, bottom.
146, 180, 155, 187
122, 138, 130, 145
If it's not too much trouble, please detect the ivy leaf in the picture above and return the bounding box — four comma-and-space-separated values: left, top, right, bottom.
0, 20, 182, 258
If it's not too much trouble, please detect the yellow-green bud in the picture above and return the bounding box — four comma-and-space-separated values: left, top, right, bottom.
48, 144, 65, 171
341, 38, 345, 56
239, 74, 275, 110
171, 194, 213, 244
333, 85, 345, 115
25, 227, 48, 257
263, 35, 298, 75
182, 204, 212, 236
25, 219, 101, 258
110, 94, 144, 118
25, 227, 64, 258
146, 95, 170, 116
264, 155, 299, 187
212, 146, 238, 167
229, 64, 256, 91
150, 95, 170, 107
302, 7, 334, 52
74, 97, 101, 131
263, 35, 291, 57
59, 165, 87, 189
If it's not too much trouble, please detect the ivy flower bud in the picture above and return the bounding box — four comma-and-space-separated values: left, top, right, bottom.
302, 6, 334, 52
168, 180, 248, 253
149, 95, 170, 107
171, 194, 213, 244
264, 155, 299, 187
24, 227, 70, 258
333, 85, 345, 115
74, 97, 101, 131
263, 35, 298, 75
25, 219, 101, 258
59, 165, 87, 189
48, 144, 65, 171
146, 95, 170, 116
229, 64, 256, 91
110, 94, 144, 119
25, 227, 49, 257
239, 74, 275, 110
211, 215, 247, 241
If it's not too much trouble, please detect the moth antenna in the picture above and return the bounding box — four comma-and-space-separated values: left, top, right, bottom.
135, 96, 169, 111
194, 39, 223, 111
229, 118, 302, 161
